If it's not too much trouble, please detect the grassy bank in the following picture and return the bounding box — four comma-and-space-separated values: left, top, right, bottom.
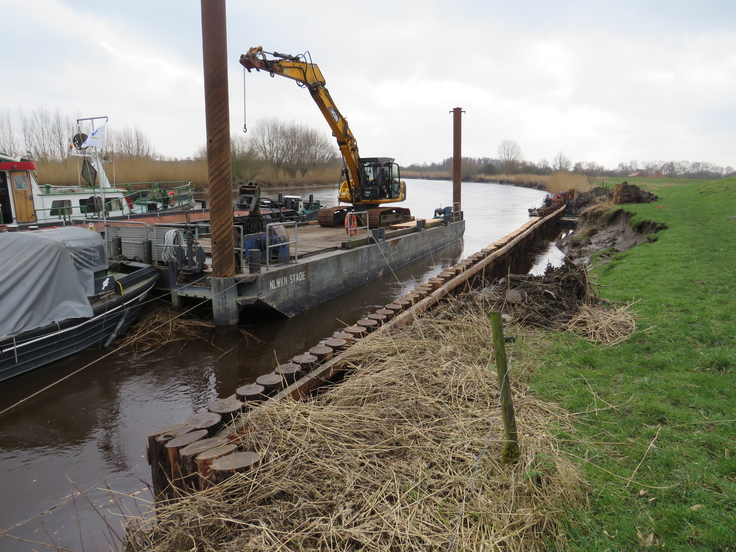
531, 177, 736, 549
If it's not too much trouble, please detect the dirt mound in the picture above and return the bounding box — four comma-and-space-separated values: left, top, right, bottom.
616, 181, 658, 204
458, 260, 591, 330
573, 186, 608, 212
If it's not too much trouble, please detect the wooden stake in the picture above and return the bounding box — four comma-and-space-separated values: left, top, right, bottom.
489, 311, 520, 463
196, 444, 237, 489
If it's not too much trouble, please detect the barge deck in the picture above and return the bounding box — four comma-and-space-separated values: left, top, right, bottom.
107, 214, 466, 318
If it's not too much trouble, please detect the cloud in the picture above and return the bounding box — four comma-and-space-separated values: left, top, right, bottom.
2, 0, 735, 168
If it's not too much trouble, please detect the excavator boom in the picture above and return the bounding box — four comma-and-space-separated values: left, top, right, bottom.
240, 47, 408, 226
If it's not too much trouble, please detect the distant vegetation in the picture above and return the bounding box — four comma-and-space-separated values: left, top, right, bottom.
0, 107, 340, 190
2, 109, 733, 190
403, 138, 736, 181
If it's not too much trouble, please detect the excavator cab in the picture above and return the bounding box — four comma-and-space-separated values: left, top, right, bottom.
359, 158, 405, 203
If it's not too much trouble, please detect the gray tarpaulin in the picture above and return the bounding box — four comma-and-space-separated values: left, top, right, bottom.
0, 227, 108, 339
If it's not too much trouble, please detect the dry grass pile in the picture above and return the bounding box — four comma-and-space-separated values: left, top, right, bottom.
469, 261, 592, 330
565, 303, 637, 346
118, 304, 214, 352
124, 305, 586, 552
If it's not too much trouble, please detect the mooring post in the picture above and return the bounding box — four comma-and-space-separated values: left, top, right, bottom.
451, 107, 464, 214
488, 311, 520, 463
201, 0, 238, 326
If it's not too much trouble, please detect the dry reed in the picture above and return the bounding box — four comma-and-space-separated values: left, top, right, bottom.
124, 302, 586, 552
117, 304, 215, 352
565, 303, 637, 346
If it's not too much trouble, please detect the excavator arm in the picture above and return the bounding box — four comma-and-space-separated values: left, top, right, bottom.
239, 47, 407, 215
240, 47, 362, 202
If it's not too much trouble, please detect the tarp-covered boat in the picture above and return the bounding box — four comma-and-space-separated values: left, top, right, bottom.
0, 227, 158, 381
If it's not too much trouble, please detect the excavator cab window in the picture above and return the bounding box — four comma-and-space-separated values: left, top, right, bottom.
360, 159, 400, 201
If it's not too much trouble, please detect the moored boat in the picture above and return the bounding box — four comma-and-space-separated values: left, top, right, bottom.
0, 227, 159, 381
0, 117, 200, 230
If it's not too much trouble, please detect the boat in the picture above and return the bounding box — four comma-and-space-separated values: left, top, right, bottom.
0, 117, 202, 231
0, 226, 159, 381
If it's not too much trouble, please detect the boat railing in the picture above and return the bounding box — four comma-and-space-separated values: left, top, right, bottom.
346, 210, 370, 246
265, 221, 298, 270
452, 202, 463, 222
33, 181, 197, 223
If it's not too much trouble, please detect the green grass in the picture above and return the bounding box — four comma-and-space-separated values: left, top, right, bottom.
529, 177, 736, 550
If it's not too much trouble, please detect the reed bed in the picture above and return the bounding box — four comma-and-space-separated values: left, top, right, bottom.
124, 303, 586, 552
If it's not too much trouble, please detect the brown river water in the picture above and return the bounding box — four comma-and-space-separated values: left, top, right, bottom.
0, 179, 560, 551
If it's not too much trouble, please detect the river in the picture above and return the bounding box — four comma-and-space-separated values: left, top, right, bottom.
0, 179, 557, 551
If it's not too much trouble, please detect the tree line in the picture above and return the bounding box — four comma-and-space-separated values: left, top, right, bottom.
4, 108, 731, 181
405, 139, 736, 180
0, 108, 156, 160
0, 107, 338, 182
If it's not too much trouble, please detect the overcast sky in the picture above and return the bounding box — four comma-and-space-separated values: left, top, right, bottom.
3, 0, 735, 169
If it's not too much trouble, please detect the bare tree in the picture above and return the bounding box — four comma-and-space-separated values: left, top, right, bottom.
0, 109, 19, 156
552, 151, 572, 172
497, 139, 524, 174
251, 118, 337, 177
231, 133, 263, 182
106, 126, 155, 158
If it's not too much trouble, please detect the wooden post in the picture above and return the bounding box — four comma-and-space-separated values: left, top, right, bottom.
196, 443, 238, 489
166, 429, 208, 493
179, 436, 228, 491
236, 383, 266, 404
275, 362, 302, 384
356, 318, 379, 332
323, 338, 347, 352
332, 331, 354, 343
207, 397, 242, 422
309, 344, 334, 361
184, 411, 223, 436
292, 353, 319, 372
256, 372, 283, 395
451, 107, 464, 213
210, 451, 261, 485
343, 325, 367, 338
489, 311, 520, 463
375, 308, 395, 321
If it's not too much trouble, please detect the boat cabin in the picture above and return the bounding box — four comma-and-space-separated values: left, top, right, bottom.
0, 152, 195, 229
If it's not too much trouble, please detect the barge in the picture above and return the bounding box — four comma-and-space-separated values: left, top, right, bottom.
106, 209, 465, 318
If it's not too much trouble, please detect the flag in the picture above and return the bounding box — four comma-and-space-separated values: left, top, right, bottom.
81, 123, 106, 148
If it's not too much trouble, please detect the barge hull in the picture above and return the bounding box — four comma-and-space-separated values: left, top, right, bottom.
256, 220, 465, 316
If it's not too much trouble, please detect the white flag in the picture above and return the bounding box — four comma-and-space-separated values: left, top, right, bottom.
81, 123, 106, 148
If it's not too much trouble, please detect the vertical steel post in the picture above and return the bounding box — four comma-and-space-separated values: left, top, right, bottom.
201, 0, 238, 326
451, 107, 464, 214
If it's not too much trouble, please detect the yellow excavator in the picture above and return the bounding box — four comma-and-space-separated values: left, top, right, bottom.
239, 47, 412, 228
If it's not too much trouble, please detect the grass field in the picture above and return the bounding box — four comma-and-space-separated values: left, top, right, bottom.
527, 177, 736, 549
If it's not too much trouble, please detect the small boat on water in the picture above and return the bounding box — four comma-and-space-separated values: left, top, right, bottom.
0, 227, 159, 382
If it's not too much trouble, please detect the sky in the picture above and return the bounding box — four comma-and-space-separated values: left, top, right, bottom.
2, 0, 736, 169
